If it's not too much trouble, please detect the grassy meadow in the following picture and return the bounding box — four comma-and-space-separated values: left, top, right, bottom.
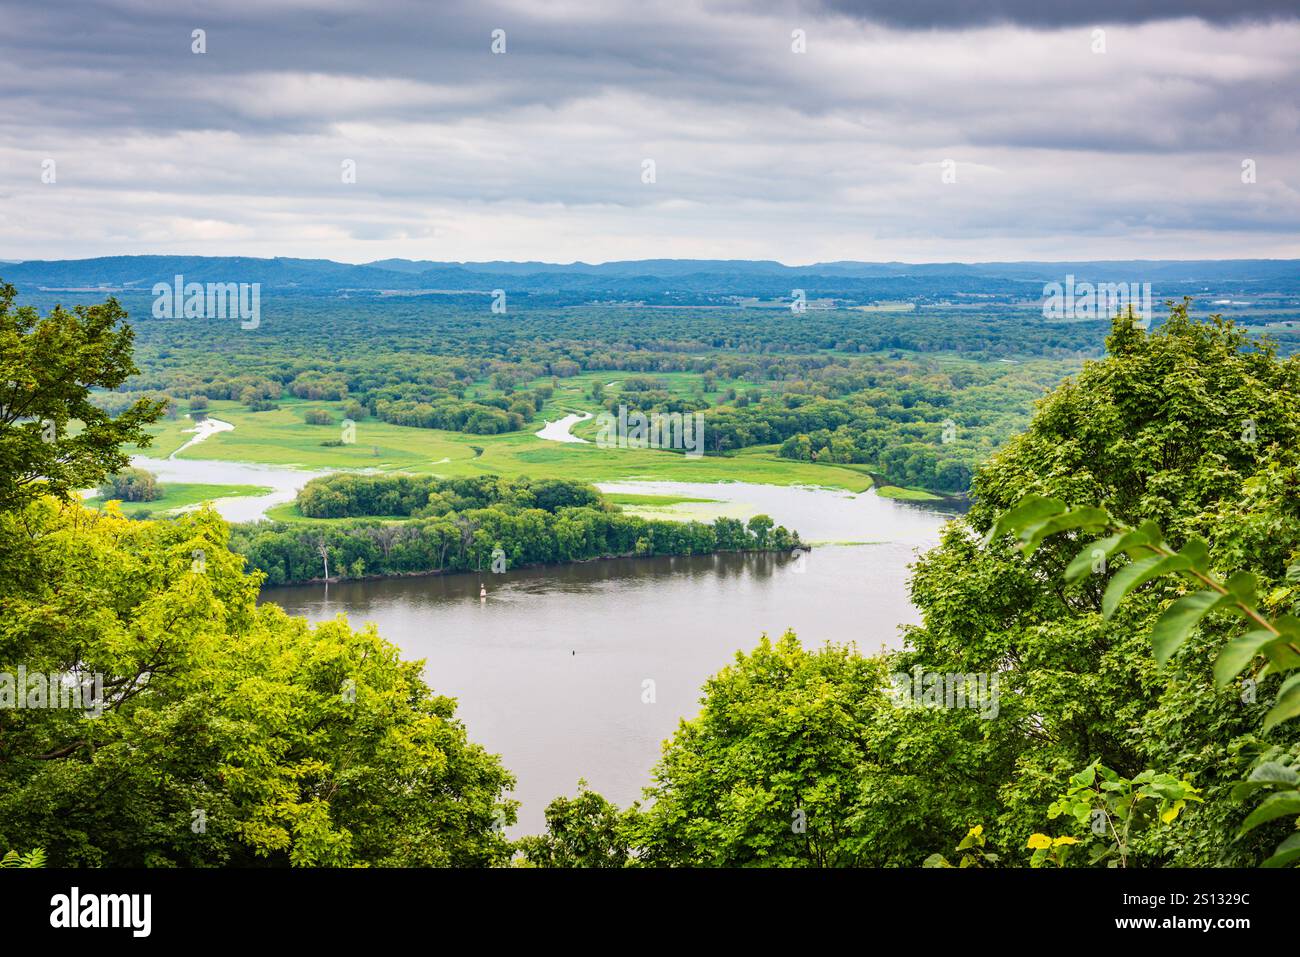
84, 482, 272, 516
130, 371, 877, 506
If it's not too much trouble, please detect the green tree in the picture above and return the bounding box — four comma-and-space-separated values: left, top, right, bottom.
516, 782, 633, 867
0, 501, 517, 866
628, 632, 893, 867
901, 303, 1300, 865
747, 514, 774, 548
0, 283, 165, 510
97, 466, 163, 502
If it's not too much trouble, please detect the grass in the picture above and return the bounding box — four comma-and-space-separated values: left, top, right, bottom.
874, 485, 945, 501
614, 500, 755, 523
85, 483, 271, 515
603, 493, 721, 506
131, 396, 876, 492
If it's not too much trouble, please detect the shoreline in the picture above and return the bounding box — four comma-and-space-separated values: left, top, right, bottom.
258, 542, 813, 591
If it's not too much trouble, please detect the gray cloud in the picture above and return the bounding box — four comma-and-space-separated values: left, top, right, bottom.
813, 0, 1300, 28
0, 0, 1296, 263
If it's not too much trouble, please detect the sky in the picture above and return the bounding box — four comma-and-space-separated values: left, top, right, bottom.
1, 0, 1297, 265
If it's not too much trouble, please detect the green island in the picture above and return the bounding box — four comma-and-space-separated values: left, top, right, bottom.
230, 473, 800, 586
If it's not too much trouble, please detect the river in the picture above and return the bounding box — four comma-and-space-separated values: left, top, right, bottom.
129, 454, 327, 523
263, 480, 960, 835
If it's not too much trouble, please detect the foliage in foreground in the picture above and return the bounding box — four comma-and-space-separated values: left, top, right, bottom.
988, 492, 1300, 866
0, 284, 517, 866
0, 500, 516, 866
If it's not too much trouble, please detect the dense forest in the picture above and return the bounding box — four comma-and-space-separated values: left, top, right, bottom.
28, 286, 1107, 494
26, 267, 1290, 496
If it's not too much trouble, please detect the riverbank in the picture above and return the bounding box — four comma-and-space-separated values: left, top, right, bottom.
127, 395, 963, 510
256, 541, 810, 587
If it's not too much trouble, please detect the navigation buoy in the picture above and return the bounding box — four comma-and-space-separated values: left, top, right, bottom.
479, 584, 487, 600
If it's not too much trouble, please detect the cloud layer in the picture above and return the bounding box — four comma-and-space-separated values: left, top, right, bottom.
1, 0, 1297, 263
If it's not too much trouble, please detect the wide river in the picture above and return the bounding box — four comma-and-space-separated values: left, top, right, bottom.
260, 479, 961, 835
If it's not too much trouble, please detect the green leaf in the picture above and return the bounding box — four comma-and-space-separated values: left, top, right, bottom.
1225, 570, 1259, 605
1237, 790, 1300, 838
1116, 521, 1163, 556
1262, 617, 1300, 671
1019, 508, 1112, 558
1065, 534, 1125, 583
983, 496, 1066, 547
1248, 762, 1300, 787
1214, 629, 1281, 690
1102, 554, 1187, 620
955, 825, 983, 850
1175, 538, 1210, 574
1262, 832, 1300, 868
1263, 672, 1300, 733
1150, 590, 1229, 668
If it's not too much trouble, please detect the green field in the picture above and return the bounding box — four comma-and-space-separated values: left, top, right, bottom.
85, 482, 272, 516
874, 485, 944, 501
603, 493, 721, 506
133, 385, 876, 495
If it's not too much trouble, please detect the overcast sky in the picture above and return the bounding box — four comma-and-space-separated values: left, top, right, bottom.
1, 0, 1297, 264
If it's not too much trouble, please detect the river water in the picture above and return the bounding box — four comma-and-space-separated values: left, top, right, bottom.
263, 480, 959, 834
125, 447, 959, 833
533, 411, 592, 443
130, 454, 327, 523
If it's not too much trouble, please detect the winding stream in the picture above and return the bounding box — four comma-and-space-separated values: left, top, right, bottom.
533, 410, 592, 443
132, 455, 326, 523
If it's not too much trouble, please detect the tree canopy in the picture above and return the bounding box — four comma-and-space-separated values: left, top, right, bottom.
0, 283, 164, 511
